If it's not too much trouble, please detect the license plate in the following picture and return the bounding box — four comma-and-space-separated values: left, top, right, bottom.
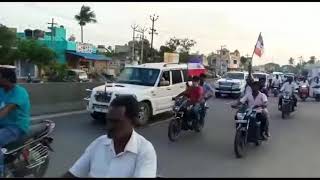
93, 104, 108, 113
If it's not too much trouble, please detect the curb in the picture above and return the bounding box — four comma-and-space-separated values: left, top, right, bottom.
31, 110, 87, 121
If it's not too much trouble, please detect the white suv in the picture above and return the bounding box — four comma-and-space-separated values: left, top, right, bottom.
85, 63, 189, 125
214, 71, 248, 98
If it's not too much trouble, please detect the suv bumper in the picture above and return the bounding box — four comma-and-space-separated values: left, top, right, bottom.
215, 88, 241, 94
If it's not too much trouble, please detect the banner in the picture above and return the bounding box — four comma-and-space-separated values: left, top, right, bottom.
164, 53, 179, 63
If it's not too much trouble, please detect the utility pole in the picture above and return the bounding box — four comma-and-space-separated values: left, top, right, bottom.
136, 27, 148, 64
219, 45, 226, 75
149, 14, 159, 61
47, 18, 57, 47
131, 24, 139, 64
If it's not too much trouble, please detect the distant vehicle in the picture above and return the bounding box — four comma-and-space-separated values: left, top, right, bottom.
84, 63, 189, 126
214, 71, 248, 98
65, 69, 89, 82
252, 72, 268, 87
283, 73, 295, 82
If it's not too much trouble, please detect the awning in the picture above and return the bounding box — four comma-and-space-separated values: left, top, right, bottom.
66, 51, 112, 61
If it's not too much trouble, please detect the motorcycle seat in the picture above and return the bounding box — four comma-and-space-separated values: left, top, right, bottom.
4, 122, 48, 152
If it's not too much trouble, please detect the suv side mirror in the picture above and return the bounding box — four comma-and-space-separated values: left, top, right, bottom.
159, 80, 170, 86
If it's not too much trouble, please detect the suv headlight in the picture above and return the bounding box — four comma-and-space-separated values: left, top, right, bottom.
232, 83, 240, 89
214, 82, 219, 88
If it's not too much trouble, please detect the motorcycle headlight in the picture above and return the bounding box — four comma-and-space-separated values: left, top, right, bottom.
236, 113, 245, 120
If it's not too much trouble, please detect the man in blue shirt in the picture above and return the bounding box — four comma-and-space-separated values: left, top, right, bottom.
0, 66, 30, 176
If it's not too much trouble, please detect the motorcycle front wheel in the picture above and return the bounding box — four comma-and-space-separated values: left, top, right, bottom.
234, 129, 247, 158
168, 118, 182, 142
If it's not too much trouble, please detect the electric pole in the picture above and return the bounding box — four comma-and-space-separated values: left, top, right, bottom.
220, 45, 226, 75
131, 24, 139, 64
149, 14, 159, 61
136, 27, 148, 64
47, 18, 57, 47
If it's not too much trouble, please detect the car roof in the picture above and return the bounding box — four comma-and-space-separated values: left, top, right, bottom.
68, 69, 86, 73
0, 65, 16, 69
227, 71, 248, 74
253, 72, 268, 75
125, 63, 188, 70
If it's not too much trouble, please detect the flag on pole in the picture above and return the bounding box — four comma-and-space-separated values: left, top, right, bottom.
254, 33, 264, 57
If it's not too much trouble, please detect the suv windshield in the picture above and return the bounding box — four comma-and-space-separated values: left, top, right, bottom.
225, 73, 244, 80
253, 74, 266, 80
116, 67, 160, 86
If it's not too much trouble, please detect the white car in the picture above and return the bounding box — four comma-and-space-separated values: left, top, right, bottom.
84, 63, 189, 125
252, 72, 268, 87
214, 71, 248, 98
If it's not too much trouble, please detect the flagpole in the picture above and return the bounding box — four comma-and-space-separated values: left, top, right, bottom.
248, 32, 262, 76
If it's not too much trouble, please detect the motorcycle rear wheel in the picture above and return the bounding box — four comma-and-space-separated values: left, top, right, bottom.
168, 119, 182, 142
32, 157, 50, 177
234, 129, 247, 158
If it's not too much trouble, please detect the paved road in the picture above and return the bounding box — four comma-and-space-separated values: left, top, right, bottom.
45, 96, 320, 177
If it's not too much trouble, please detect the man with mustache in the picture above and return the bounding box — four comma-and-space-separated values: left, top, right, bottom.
63, 95, 157, 178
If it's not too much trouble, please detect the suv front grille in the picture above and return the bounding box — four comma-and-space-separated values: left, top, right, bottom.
94, 91, 112, 103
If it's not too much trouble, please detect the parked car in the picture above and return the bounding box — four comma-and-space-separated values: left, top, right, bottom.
65, 69, 89, 82
214, 71, 248, 98
84, 63, 189, 126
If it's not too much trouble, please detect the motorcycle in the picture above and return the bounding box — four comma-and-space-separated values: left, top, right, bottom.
168, 96, 208, 142
280, 91, 294, 119
231, 104, 266, 158
312, 85, 320, 102
272, 87, 279, 97
2, 119, 55, 177
299, 85, 309, 101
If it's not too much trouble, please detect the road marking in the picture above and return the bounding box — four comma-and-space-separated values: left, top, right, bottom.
31, 110, 87, 121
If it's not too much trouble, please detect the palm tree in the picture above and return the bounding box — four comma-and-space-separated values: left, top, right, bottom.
288, 57, 295, 65
74, 5, 97, 43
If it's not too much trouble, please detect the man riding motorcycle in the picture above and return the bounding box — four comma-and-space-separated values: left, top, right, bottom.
233, 81, 270, 139
278, 76, 297, 110
175, 76, 204, 125
309, 76, 320, 97
272, 74, 282, 90
0, 66, 30, 176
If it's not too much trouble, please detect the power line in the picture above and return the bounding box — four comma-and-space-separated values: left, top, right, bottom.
149, 14, 159, 61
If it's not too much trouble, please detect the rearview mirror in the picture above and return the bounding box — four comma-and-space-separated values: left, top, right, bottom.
159, 80, 170, 86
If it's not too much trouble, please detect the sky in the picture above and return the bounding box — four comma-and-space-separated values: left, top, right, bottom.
1, 2, 320, 65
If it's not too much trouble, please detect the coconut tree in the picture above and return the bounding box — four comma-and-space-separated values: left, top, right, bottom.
74, 5, 97, 43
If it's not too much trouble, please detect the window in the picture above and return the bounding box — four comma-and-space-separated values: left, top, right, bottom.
172, 70, 183, 84
233, 60, 237, 64
158, 71, 170, 86
182, 69, 188, 82
226, 60, 229, 64
116, 67, 160, 86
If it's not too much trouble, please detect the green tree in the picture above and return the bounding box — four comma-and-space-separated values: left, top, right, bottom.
0, 25, 19, 64
75, 5, 97, 43
178, 38, 196, 53
308, 56, 316, 64
289, 57, 295, 65
17, 39, 56, 78
160, 37, 196, 63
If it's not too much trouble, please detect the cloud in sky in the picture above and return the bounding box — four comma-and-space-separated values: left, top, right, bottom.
1, 2, 320, 65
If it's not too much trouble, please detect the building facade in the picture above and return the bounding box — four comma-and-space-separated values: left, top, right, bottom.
15, 25, 111, 78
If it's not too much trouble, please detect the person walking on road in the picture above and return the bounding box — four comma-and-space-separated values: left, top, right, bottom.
63, 95, 157, 178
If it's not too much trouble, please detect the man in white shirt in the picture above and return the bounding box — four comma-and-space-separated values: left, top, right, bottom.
235, 81, 270, 139
279, 76, 297, 110
63, 95, 157, 178
272, 74, 282, 89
